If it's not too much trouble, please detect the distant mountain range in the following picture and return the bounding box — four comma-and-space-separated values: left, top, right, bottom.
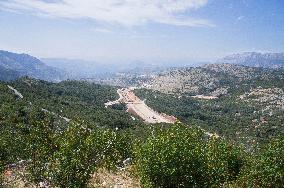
217, 52, 284, 68
0, 50, 66, 82
1, 50, 284, 82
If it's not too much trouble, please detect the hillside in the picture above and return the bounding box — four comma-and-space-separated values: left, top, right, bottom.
217, 52, 284, 68
0, 50, 66, 82
0, 65, 20, 81
135, 87, 284, 147
1, 77, 283, 187
135, 64, 284, 147
1, 77, 140, 129
148, 63, 284, 96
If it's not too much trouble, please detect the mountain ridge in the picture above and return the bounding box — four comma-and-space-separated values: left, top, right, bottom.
217, 52, 284, 68
0, 50, 66, 82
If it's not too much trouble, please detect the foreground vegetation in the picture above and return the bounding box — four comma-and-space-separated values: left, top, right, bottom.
0, 78, 283, 187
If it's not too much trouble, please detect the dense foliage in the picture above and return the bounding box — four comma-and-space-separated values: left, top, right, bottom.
27, 122, 132, 187
237, 136, 284, 187
135, 125, 245, 188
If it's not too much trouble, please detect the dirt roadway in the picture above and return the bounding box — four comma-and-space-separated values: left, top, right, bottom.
127, 102, 174, 124
105, 88, 176, 124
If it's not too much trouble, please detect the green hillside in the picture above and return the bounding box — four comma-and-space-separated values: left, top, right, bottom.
0, 76, 283, 187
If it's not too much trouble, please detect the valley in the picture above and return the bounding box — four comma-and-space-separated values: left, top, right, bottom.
0, 51, 283, 188
1, 1, 284, 186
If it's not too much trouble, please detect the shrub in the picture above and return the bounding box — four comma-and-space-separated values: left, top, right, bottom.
205, 138, 245, 186
135, 125, 245, 188
237, 136, 284, 187
47, 125, 132, 187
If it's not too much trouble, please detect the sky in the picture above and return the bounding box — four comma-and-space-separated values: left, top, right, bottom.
0, 0, 284, 63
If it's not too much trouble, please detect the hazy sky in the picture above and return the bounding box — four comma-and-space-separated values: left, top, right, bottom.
0, 0, 283, 63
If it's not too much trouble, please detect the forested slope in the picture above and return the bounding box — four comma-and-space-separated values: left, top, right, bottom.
5, 77, 141, 129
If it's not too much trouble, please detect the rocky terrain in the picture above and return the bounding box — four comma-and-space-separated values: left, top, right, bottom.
147, 63, 283, 96
239, 87, 284, 113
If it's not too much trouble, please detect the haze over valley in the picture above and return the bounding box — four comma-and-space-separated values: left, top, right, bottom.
0, 0, 283, 187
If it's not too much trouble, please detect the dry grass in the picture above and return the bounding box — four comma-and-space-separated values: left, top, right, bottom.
3, 166, 141, 188
89, 168, 141, 188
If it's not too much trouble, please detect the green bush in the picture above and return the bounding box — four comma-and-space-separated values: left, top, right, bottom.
205, 138, 245, 186
47, 125, 132, 187
135, 125, 245, 188
237, 136, 284, 187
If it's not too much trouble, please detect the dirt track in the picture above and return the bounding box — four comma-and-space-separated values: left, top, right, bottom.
105, 88, 176, 124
